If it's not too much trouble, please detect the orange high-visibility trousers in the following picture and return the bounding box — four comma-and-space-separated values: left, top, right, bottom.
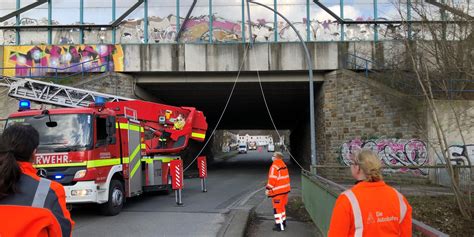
272, 194, 288, 225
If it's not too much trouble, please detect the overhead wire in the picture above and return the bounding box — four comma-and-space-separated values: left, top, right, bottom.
183, 38, 311, 172
183, 42, 251, 172
250, 47, 309, 172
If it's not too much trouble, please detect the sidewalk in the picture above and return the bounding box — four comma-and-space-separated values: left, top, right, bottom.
246, 170, 322, 237
216, 156, 322, 237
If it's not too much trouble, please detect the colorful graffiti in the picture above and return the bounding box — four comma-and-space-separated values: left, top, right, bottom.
339, 138, 429, 175
137, 15, 242, 43
117, 15, 438, 43
2, 45, 124, 77
1, 15, 434, 45
1, 12, 464, 45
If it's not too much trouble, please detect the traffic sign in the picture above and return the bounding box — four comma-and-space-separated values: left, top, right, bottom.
197, 156, 207, 178
170, 159, 183, 190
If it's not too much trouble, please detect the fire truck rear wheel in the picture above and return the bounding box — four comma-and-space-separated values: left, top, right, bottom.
100, 179, 124, 216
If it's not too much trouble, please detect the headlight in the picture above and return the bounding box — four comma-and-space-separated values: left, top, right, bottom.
73, 170, 87, 179
71, 189, 93, 196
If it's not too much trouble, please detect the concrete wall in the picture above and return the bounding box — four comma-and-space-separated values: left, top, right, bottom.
122, 42, 340, 72
316, 70, 428, 183
345, 41, 408, 70
1, 41, 409, 75
427, 100, 474, 188
121, 41, 407, 73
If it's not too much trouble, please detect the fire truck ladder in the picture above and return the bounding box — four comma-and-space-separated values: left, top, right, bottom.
1, 76, 132, 108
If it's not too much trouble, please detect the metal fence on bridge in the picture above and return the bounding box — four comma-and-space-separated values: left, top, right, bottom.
0, 0, 470, 45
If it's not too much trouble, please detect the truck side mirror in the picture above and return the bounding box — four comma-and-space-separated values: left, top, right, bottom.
46, 121, 58, 127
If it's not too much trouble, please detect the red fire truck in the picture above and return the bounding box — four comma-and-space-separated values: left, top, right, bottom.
6, 99, 207, 215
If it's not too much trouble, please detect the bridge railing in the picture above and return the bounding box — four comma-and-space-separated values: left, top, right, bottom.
301, 170, 449, 237
1, 57, 111, 82
346, 53, 423, 95
345, 53, 380, 78
345, 53, 474, 98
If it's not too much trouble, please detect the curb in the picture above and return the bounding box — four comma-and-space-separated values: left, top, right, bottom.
218, 206, 255, 237
219, 187, 264, 237
214, 151, 258, 237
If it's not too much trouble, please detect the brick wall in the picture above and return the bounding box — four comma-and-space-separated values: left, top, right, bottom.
72, 72, 136, 99
317, 70, 429, 183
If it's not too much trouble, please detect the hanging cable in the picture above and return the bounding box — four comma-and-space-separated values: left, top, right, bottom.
183, 42, 252, 172
251, 48, 309, 172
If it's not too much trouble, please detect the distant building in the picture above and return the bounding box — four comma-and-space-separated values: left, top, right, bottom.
238, 134, 273, 146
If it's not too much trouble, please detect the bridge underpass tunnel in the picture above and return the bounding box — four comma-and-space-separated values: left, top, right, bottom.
134, 72, 324, 170
197, 129, 292, 171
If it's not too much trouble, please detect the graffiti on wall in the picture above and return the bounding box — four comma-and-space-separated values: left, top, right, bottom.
0, 17, 54, 45
118, 15, 243, 43
0, 17, 111, 45
445, 144, 473, 190
112, 15, 454, 42
3, 45, 124, 77
148, 16, 178, 43
182, 16, 242, 42
1, 12, 463, 45
447, 144, 474, 165
0, 15, 438, 45
119, 15, 433, 42
339, 138, 429, 175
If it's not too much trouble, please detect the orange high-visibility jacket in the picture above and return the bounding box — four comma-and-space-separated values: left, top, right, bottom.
0, 205, 62, 237
328, 181, 412, 237
266, 159, 291, 197
0, 162, 74, 237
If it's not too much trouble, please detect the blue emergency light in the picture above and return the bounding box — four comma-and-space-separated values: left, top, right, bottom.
95, 96, 106, 107
54, 174, 64, 180
19, 100, 31, 111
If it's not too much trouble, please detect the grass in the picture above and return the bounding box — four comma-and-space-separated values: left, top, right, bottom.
286, 196, 313, 223
407, 195, 474, 236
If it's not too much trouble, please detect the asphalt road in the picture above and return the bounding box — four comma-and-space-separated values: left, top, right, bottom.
72, 150, 277, 237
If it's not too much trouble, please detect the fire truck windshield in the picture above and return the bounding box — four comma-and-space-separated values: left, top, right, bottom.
6, 114, 92, 150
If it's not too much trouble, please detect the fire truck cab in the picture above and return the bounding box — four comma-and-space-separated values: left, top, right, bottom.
6, 99, 207, 215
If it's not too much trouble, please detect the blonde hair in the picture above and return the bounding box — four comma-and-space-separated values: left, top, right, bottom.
273, 152, 284, 159
355, 150, 383, 182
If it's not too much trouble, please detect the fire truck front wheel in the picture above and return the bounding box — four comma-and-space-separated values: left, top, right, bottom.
100, 179, 124, 216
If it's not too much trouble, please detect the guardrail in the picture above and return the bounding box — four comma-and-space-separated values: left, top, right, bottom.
1, 57, 111, 82
301, 170, 449, 237
345, 53, 379, 78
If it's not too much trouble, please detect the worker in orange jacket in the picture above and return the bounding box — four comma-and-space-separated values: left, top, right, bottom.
0, 124, 74, 237
265, 152, 291, 232
328, 150, 412, 237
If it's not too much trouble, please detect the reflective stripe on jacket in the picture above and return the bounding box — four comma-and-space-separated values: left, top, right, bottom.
0, 162, 74, 237
328, 181, 412, 237
266, 159, 291, 197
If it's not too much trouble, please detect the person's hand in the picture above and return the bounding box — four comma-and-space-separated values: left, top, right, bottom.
265, 190, 269, 196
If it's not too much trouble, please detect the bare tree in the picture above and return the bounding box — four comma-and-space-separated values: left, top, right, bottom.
394, 0, 474, 219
